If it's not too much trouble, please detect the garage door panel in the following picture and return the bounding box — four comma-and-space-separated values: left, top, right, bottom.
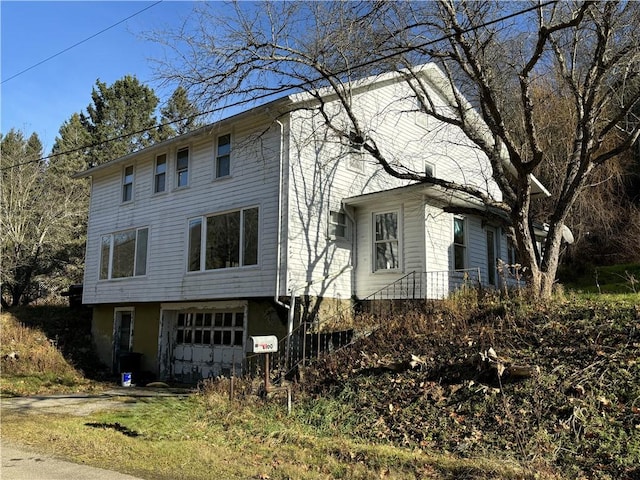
172, 311, 245, 382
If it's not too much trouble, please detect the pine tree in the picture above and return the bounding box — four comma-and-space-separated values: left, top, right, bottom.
158, 86, 204, 139
81, 75, 161, 166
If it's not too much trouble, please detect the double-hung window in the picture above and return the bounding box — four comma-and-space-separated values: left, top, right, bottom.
176, 147, 189, 187
329, 210, 348, 240
374, 211, 399, 271
100, 227, 149, 279
188, 207, 259, 272
154, 153, 167, 193
453, 217, 466, 270
216, 134, 231, 178
122, 165, 134, 202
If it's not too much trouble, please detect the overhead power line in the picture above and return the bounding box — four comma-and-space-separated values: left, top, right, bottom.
1, 1, 163, 85
1, 0, 556, 172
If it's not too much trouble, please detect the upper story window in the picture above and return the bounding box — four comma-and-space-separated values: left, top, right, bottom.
374, 211, 399, 271
216, 134, 231, 178
154, 153, 167, 193
329, 210, 348, 240
188, 207, 259, 272
100, 227, 148, 280
453, 217, 466, 270
122, 165, 134, 202
176, 147, 189, 188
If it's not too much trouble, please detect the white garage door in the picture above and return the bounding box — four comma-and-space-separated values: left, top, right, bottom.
172, 310, 246, 381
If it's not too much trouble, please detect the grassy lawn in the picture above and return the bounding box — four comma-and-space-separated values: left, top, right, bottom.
1, 393, 536, 480
560, 262, 640, 294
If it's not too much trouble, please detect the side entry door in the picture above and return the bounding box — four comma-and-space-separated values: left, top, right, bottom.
113, 308, 134, 372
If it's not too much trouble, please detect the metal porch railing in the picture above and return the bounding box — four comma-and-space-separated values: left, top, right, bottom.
245, 268, 482, 379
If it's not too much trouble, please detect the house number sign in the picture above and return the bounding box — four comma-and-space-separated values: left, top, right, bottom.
250, 335, 278, 353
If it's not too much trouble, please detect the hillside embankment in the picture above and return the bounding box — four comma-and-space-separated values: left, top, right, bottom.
301, 294, 640, 479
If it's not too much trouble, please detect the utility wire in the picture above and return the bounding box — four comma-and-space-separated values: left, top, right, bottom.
1, 1, 163, 85
1, 0, 556, 172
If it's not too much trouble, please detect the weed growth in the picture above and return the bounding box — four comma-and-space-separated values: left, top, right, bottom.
301, 294, 640, 479
0, 311, 96, 395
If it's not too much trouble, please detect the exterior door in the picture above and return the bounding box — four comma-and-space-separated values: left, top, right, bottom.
113, 309, 134, 372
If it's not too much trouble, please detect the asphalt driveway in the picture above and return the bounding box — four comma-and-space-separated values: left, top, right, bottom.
1, 442, 145, 480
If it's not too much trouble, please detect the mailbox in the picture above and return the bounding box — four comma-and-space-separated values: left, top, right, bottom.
250, 335, 278, 354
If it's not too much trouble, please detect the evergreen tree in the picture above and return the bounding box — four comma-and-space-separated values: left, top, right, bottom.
81, 75, 161, 166
158, 86, 204, 139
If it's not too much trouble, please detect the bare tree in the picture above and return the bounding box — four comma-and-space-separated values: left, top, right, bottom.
154, 1, 640, 298
1, 130, 87, 307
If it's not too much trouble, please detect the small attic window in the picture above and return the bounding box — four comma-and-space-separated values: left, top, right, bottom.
425, 162, 435, 178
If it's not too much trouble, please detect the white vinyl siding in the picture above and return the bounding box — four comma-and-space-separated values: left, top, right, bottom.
83, 118, 281, 304
83, 71, 504, 305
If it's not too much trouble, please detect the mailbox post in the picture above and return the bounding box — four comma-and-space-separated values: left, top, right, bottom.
249, 335, 291, 413
250, 335, 278, 392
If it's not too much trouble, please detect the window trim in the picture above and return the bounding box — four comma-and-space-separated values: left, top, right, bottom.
154, 153, 167, 194
122, 164, 134, 203
187, 206, 260, 273
373, 209, 401, 273
176, 146, 189, 188
215, 134, 231, 179
99, 226, 149, 280
453, 216, 467, 270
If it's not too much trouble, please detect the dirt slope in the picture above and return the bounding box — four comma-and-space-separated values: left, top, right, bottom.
303, 296, 640, 479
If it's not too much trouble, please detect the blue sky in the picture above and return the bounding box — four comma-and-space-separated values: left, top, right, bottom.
1, 1, 200, 152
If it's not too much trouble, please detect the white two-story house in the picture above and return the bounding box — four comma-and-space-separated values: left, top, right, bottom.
76, 65, 547, 382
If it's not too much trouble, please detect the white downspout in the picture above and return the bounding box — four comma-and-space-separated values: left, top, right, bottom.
272, 116, 294, 335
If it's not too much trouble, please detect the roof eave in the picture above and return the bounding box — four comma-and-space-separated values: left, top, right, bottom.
72, 96, 293, 179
